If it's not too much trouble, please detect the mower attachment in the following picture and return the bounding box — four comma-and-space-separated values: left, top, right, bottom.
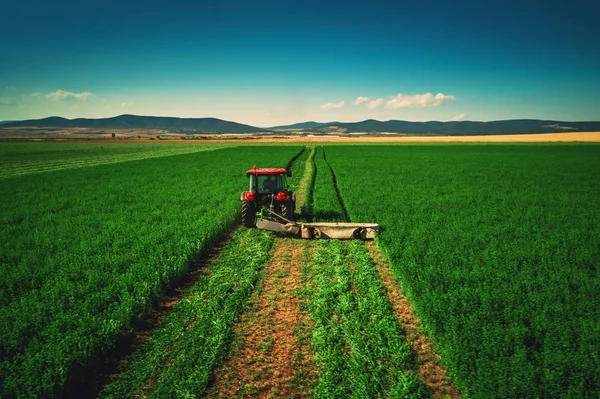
300, 222, 380, 240
255, 215, 380, 240
256, 219, 301, 236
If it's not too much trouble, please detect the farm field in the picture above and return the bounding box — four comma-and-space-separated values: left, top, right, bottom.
101, 145, 431, 398
326, 144, 600, 398
1, 142, 599, 398
0, 142, 238, 179
0, 144, 302, 397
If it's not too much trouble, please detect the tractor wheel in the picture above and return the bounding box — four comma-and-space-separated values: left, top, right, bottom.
242, 200, 256, 227
281, 201, 294, 221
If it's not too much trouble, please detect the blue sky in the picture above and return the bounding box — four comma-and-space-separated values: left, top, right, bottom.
1, 0, 599, 126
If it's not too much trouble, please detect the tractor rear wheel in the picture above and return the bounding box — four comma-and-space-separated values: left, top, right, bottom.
242, 200, 256, 227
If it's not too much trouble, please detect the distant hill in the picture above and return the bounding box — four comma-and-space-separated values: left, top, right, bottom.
1, 114, 266, 133
305, 119, 600, 135
2, 115, 599, 135
0, 120, 19, 125
269, 121, 337, 130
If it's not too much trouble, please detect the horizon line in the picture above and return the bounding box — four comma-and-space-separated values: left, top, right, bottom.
3, 114, 600, 127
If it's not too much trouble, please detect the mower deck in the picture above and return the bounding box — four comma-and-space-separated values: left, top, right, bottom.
255, 219, 380, 240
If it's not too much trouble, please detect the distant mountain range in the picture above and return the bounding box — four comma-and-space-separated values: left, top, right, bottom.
2, 114, 600, 135
271, 119, 600, 135
267, 121, 339, 130
0, 114, 265, 133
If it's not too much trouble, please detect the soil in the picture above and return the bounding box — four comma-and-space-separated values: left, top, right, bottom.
365, 241, 462, 399
205, 238, 317, 398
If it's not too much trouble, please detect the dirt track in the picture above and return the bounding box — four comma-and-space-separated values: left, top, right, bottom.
366, 242, 461, 398
206, 238, 317, 398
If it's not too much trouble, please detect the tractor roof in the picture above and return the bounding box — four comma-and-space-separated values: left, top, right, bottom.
246, 166, 287, 175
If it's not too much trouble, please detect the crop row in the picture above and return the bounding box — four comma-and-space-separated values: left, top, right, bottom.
0, 145, 303, 397
100, 228, 275, 398
100, 147, 312, 397
311, 147, 348, 222
0, 142, 234, 179
304, 239, 428, 398
325, 144, 600, 398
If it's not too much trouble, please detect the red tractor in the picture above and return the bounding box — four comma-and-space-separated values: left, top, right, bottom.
241, 166, 295, 227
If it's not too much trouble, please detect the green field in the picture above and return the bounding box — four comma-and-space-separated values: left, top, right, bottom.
1, 142, 599, 398
326, 144, 600, 398
0, 143, 302, 396
0, 142, 237, 178
304, 239, 427, 398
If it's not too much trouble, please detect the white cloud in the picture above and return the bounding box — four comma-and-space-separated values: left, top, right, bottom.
385, 92, 455, 108
0, 96, 17, 106
354, 96, 370, 105
451, 112, 467, 121
368, 98, 384, 109
121, 102, 135, 107
320, 101, 345, 110
46, 90, 94, 102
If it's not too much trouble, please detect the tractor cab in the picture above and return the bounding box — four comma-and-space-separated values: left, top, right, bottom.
249, 170, 287, 194
241, 166, 295, 227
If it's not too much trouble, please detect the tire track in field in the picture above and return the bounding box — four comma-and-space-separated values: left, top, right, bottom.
69, 147, 308, 397
205, 238, 318, 399
320, 147, 351, 221
321, 146, 460, 397
63, 223, 240, 399
206, 147, 318, 398
0, 145, 230, 179
299, 146, 316, 221
365, 241, 461, 398
294, 146, 315, 216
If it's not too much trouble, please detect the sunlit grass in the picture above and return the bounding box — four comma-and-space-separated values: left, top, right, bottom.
326, 144, 600, 398
0, 145, 302, 397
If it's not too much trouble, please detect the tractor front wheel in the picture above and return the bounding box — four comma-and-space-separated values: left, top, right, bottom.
242, 200, 256, 227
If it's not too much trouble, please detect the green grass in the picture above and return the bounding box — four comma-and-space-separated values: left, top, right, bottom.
312, 147, 348, 222
0, 141, 236, 178
303, 240, 428, 399
287, 146, 308, 193
100, 228, 275, 398
300, 147, 317, 221
0, 145, 302, 397
325, 144, 600, 398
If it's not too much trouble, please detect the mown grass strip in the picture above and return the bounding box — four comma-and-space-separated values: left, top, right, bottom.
365, 241, 461, 398
286, 146, 307, 183
0, 142, 233, 178
99, 228, 275, 398
304, 240, 429, 399
205, 237, 318, 398
313, 147, 348, 222
300, 147, 317, 221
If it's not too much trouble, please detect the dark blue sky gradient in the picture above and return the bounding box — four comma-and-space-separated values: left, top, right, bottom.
1, 0, 599, 124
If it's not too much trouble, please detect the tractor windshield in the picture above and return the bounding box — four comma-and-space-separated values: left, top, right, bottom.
250, 174, 286, 193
